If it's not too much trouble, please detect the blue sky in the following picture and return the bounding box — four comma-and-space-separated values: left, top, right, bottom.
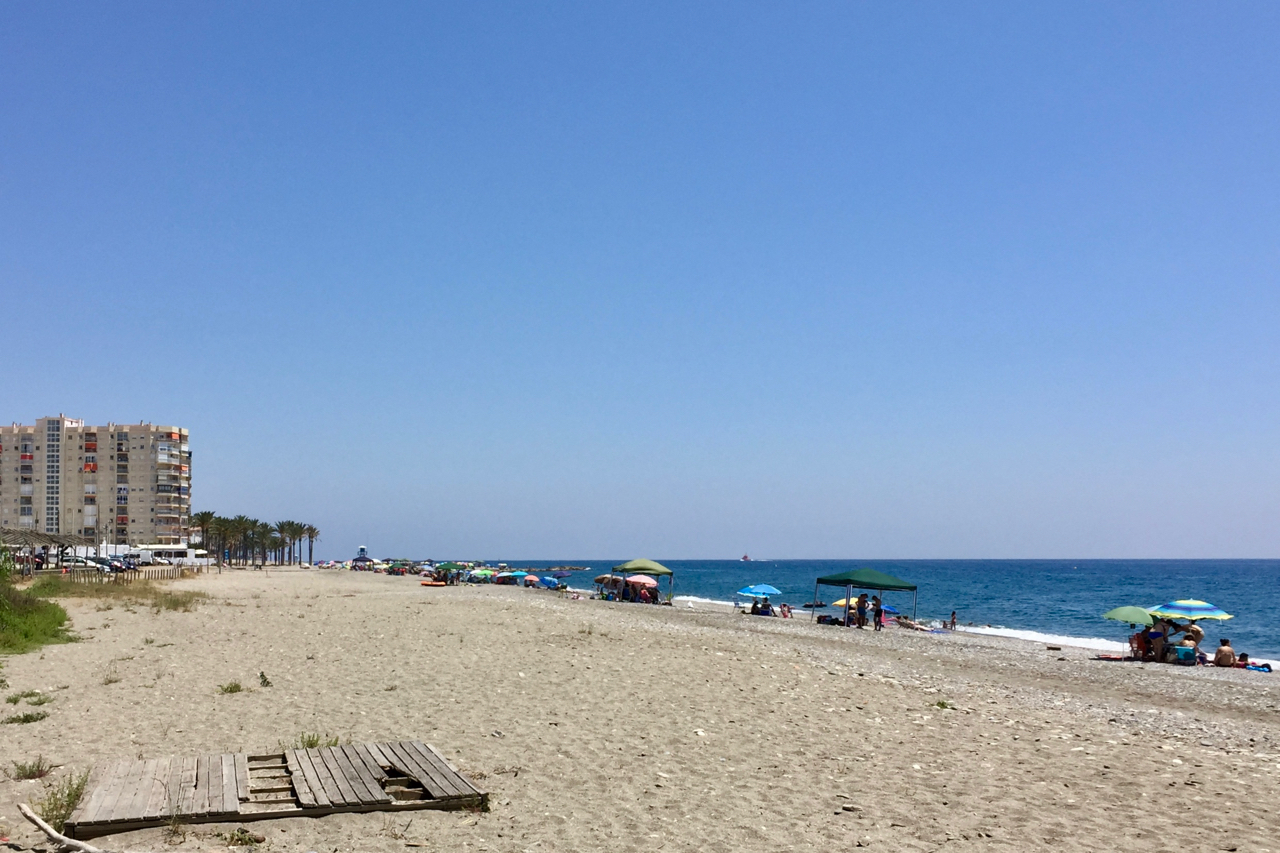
3, 3, 1278, 558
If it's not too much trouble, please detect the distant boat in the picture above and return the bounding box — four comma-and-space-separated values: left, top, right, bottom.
741, 554, 750, 561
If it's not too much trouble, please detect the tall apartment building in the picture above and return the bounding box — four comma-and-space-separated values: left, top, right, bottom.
0, 415, 190, 546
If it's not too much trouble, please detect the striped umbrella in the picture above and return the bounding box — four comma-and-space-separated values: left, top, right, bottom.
1148, 600, 1233, 621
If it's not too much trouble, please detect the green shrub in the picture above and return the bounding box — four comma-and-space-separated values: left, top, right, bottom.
10, 755, 54, 780
3, 711, 49, 724
36, 770, 90, 833
218, 681, 243, 694
0, 557, 71, 655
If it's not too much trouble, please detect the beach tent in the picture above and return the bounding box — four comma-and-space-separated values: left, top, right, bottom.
813, 568, 917, 623
612, 559, 675, 600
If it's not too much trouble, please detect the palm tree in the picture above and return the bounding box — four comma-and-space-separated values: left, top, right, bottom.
191, 510, 216, 549
303, 524, 320, 565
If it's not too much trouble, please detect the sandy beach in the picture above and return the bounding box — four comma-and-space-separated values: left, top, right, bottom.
3, 568, 1279, 852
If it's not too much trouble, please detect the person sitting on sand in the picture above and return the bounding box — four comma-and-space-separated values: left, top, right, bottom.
750, 599, 761, 615
779, 603, 792, 618
1234, 654, 1273, 673
759, 597, 774, 617
1213, 638, 1237, 668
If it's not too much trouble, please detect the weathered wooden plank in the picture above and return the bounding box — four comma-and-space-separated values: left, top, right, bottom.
364, 742, 393, 771
177, 756, 198, 816
234, 754, 251, 803
327, 745, 374, 804
336, 745, 390, 804
403, 741, 465, 798
350, 743, 389, 783
220, 754, 239, 813
112, 759, 153, 823
73, 759, 122, 826
313, 747, 360, 806
282, 750, 316, 808
396, 741, 459, 797
417, 742, 482, 796
382, 741, 450, 799
166, 756, 184, 819
192, 755, 210, 815
207, 753, 225, 814
143, 757, 173, 820
292, 748, 332, 808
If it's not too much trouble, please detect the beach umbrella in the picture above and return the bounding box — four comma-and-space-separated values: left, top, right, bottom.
1102, 606, 1155, 627
1149, 600, 1233, 621
737, 584, 782, 598
625, 574, 658, 587
540, 576, 560, 588
524, 575, 540, 584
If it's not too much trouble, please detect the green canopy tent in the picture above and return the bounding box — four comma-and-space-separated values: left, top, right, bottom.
612, 559, 675, 602
813, 568, 918, 624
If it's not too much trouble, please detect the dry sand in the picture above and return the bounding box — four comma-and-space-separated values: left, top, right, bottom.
3, 568, 1280, 852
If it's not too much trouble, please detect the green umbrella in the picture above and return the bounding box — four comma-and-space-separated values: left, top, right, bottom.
1102, 606, 1154, 627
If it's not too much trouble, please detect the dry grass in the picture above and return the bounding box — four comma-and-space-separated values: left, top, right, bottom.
28, 576, 208, 612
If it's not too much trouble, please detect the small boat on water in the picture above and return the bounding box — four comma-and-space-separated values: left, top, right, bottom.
741, 554, 750, 561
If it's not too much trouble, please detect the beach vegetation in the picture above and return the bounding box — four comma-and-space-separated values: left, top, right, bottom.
218, 681, 244, 694
290, 731, 341, 749
28, 575, 207, 612
219, 827, 264, 846
26, 693, 53, 706
162, 813, 187, 844
258, 671, 272, 687
6, 689, 40, 704
0, 547, 72, 655
35, 769, 90, 833
3, 710, 49, 724
101, 665, 121, 686
935, 700, 955, 710
9, 755, 54, 780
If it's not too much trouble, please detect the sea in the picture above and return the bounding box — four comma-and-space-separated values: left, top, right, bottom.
489, 559, 1280, 660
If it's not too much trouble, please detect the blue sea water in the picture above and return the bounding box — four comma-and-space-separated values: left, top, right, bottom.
493, 559, 1280, 659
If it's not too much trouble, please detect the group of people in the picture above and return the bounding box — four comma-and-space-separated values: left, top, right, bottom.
1132, 618, 1271, 671
747, 597, 792, 618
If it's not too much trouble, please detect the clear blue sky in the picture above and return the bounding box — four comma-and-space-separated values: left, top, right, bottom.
3, 3, 1278, 559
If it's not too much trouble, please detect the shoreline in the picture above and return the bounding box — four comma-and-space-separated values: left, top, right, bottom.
2, 568, 1278, 851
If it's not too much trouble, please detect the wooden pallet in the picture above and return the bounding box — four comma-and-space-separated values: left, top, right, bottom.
65, 741, 486, 840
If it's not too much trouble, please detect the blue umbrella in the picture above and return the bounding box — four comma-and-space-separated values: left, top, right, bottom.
540, 577, 560, 588
737, 584, 782, 598
1149, 600, 1232, 621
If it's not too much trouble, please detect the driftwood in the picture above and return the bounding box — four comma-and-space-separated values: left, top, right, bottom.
17, 804, 119, 853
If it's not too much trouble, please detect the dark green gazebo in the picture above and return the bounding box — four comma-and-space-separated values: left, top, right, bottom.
813, 568, 917, 623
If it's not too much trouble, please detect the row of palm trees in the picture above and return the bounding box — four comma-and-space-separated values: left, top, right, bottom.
190, 512, 320, 566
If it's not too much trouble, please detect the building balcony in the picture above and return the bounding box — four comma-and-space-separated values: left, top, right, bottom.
116, 515, 129, 524
84, 443, 97, 452
83, 463, 97, 472
20, 453, 33, 461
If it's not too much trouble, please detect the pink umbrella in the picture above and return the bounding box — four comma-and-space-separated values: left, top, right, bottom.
625, 574, 658, 587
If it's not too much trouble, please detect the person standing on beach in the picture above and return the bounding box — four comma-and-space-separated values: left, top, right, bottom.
855, 594, 868, 629
949, 611, 957, 630
871, 596, 883, 631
